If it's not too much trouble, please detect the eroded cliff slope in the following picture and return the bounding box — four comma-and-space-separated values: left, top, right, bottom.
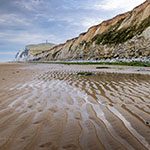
32, 0, 150, 61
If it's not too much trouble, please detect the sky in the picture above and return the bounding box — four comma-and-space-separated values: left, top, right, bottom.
0, 0, 145, 62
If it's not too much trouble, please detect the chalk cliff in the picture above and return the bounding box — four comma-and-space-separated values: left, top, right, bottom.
15, 43, 56, 62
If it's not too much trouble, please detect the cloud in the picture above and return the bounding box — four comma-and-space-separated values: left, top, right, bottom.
14, 0, 44, 11
80, 18, 103, 28
93, 0, 145, 11
0, 14, 31, 26
0, 51, 16, 55
0, 31, 63, 45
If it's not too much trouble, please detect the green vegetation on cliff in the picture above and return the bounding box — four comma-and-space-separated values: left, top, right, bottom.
93, 16, 150, 45
137, 15, 150, 34
52, 50, 60, 58
39, 61, 150, 67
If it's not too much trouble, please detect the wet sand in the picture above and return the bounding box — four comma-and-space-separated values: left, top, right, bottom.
0, 63, 150, 150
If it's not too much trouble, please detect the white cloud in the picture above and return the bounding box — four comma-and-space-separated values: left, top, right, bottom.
80, 18, 103, 29
15, 0, 43, 11
0, 32, 63, 44
0, 14, 31, 26
94, 0, 145, 11
66, 17, 103, 31
47, 16, 74, 23
0, 51, 16, 55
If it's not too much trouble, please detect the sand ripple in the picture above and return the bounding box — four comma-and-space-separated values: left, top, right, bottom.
0, 64, 150, 150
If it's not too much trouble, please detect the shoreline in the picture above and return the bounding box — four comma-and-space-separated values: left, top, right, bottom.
13, 59, 150, 67
11, 62, 150, 75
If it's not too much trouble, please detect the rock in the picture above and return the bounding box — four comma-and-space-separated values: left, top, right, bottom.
142, 27, 150, 40
85, 72, 93, 76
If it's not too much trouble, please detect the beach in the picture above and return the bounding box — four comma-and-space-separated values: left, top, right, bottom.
0, 63, 150, 150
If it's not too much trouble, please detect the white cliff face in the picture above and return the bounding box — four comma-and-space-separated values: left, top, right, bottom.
14, 48, 31, 62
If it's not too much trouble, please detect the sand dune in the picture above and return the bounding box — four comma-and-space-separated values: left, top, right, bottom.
0, 63, 150, 150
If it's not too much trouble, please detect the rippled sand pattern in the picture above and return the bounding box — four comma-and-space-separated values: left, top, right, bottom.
0, 64, 150, 150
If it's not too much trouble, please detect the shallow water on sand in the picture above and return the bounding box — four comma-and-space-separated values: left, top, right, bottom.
0, 64, 150, 150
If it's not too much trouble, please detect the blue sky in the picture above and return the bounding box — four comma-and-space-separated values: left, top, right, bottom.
0, 0, 145, 62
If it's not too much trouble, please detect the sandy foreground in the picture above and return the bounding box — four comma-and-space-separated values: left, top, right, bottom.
0, 63, 150, 150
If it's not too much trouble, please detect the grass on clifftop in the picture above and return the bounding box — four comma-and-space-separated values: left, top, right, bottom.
39, 61, 150, 67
